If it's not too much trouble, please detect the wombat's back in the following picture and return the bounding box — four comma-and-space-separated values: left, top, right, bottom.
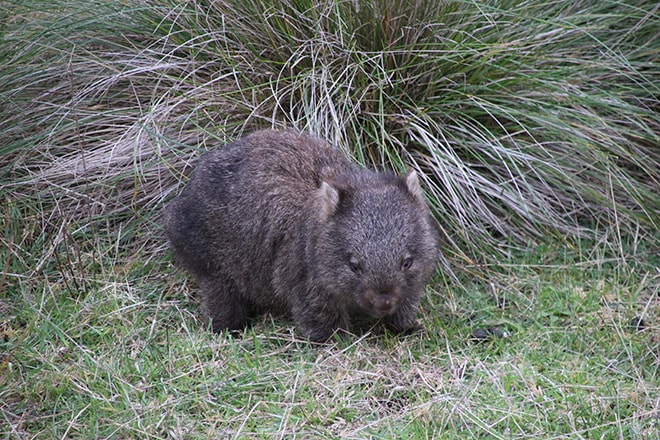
163, 129, 356, 299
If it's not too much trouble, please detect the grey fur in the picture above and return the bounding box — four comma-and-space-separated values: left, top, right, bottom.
163, 130, 438, 342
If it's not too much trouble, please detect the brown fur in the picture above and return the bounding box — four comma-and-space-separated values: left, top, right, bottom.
163, 130, 438, 341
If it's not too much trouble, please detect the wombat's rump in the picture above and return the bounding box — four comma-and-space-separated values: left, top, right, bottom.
163, 130, 438, 341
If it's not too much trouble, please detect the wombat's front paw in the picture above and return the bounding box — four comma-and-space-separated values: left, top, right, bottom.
294, 307, 348, 343
299, 322, 340, 343
382, 310, 420, 336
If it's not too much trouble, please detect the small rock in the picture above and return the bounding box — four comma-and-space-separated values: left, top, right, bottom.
471, 327, 508, 342
629, 317, 646, 332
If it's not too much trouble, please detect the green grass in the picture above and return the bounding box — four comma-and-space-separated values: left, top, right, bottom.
2, 212, 658, 438
1, 0, 659, 438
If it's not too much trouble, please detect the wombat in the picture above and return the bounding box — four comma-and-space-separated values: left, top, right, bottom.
163, 129, 438, 342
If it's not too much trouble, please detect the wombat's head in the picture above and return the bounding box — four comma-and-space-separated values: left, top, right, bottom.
310, 170, 438, 317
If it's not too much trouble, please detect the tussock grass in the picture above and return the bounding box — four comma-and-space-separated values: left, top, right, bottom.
1, 0, 658, 261
1, 0, 659, 438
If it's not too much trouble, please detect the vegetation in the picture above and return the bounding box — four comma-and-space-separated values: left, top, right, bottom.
1, 0, 658, 438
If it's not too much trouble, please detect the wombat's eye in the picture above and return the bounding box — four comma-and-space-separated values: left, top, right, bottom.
348, 255, 362, 274
401, 256, 414, 270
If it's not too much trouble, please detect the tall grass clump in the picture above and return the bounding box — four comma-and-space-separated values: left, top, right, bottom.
1, 0, 658, 264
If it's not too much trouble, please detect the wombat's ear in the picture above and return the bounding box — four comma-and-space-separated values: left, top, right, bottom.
318, 181, 340, 218
404, 170, 425, 204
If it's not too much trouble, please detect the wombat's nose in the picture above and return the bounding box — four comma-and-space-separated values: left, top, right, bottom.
370, 290, 399, 316
378, 291, 396, 306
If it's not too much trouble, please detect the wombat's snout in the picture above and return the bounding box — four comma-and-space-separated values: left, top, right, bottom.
369, 289, 402, 316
